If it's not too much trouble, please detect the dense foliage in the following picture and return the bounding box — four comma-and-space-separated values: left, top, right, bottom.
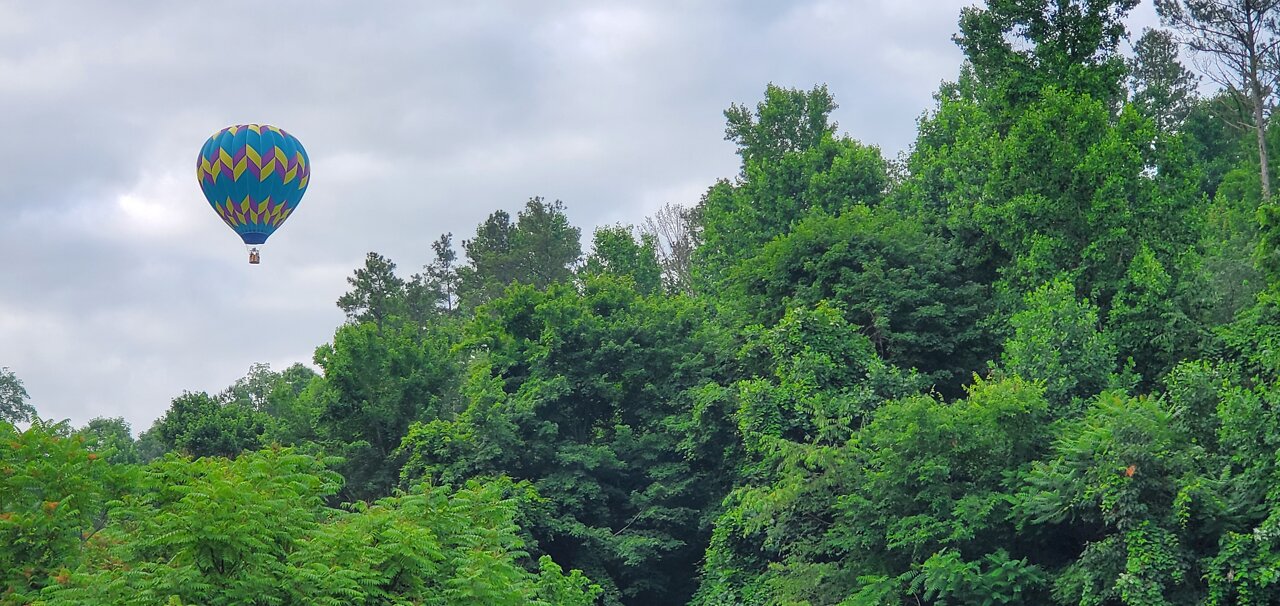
15, 1, 1280, 603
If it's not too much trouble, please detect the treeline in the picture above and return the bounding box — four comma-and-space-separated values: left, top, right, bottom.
10, 0, 1280, 603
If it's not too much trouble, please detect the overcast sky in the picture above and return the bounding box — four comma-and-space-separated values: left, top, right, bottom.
0, 1, 1163, 433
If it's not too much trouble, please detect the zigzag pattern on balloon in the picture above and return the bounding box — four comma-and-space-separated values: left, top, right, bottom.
212, 196, 295, 229
196, 143, 309, 187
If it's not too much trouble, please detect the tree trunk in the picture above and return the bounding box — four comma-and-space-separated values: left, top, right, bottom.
1246, 9, 1273, 204
1254, 77, 1273, 203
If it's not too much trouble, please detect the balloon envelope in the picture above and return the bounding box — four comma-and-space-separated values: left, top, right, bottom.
196, 124, 310, 246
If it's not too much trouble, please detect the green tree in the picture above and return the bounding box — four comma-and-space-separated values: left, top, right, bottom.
148, 392, 266, 459
1129, 28, 1200, 134
458, 209, 517, 308
955, 0, 1139, 120
1158, 0, 1280, 202
1197, 377, 1280, 604
511, 197, 582, 286
1015, 392, 1209, 604
724, 83, 838, 166
999, 278, 1119, 411
1109, 245, 1210, 387
691, 303, 925, 605
313, 317, 458, 501
695, 377, 1051, 605
725, 205, 993, 390
1183, 93, 1252, 199
458, 198, 583, 309
336, 252, 407, 324
0, 367, 34, 424
1, 420, 131, 605
76, 417, 138, 466
213, 362, 323, 447
583, 225, 663, 295
907, 1, 1205, 325
420, 232, 460, 313
697, 85, 888, 282
37, 449, 600, 606
400, 275, 725, 605
951, 0, 1137, 130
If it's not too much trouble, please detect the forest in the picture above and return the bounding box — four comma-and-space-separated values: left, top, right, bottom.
8, 0, 1280, 604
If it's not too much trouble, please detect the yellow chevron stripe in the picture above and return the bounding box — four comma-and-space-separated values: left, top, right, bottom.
283, 165, 297, 185
233, 157, 248, 181
248, 124, 261, 134
245, 145, 261, 167
260, 159, 276, 181
274, 147, 287, 165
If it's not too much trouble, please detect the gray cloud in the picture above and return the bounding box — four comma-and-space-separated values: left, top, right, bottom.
0, 1, 1165, 432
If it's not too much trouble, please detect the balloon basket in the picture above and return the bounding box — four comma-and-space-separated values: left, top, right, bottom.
248, 247, 261, 265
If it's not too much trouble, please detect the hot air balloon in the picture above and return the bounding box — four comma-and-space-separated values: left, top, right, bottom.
196, 124, 310, 264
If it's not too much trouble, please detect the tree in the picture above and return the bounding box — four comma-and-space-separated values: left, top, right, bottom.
726, 205, 994, 391
336, 252, 407, 324
38, 450, 601, 606
1, 419, 129, 604
724, 83, 838, 166
998, 278, 1119, 411
1129, 28, 1201, 133
148, 391, 267, 459
400, 276, 725, 605
1157, 0, 1280, 202
908, 76, 1202, 312
511, 197, 582, 286
697, 85, 888, 284
220, 362, 321, 446
458, 198, 582, 309
219, 362, 280, 411
583, 225, 663, 295
694, 377, 1051, 604
313, 317, 458, 501
955, 0, 1140, 119
76, 417, 139, 466
1015, 392, 1208, 604
458, 209, 517, 309
1183, 92, 1253, 198
0, 367, 34, 424
1108, 245, 1209, 387
421, 232, 460, 313
640, 202, 699, 294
